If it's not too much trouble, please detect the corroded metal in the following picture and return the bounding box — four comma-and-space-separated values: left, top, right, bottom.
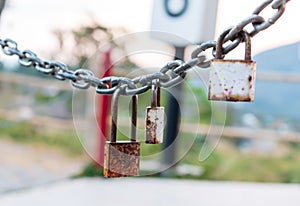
104, 90, 140, 178
209, 30, 256, 102
104, 141, 140, 177
209, 59, 256, 102
145, 84, 164, 144
146, 106, 164, 144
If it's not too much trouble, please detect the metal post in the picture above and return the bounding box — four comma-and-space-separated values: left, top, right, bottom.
161, 46, 185, 175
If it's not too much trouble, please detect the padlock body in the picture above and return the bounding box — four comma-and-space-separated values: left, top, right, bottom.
146, 106, 164, 144
104, 141, 140, 178
209, 59, 256, 102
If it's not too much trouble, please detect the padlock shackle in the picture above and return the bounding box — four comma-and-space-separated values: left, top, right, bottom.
151, 83, 161, 107
110, 86, 138, 143
215, 29, 252, 62
157, 86, 161, 107
131, 95, 138, 142
110, 87, 121, 143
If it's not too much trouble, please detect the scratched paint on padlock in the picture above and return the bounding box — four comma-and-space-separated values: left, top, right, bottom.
146, 107, 164, 144
209, 60, 256, 102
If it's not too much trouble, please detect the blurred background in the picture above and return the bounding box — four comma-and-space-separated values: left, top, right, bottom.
0, 0, 300, 196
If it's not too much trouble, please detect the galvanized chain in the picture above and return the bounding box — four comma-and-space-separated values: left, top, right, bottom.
192, 0, 290, 59
0, 0, 291, 96
0, 37, 205, 95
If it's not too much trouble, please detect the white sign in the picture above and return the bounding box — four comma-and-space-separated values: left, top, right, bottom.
151, 0, 218, 47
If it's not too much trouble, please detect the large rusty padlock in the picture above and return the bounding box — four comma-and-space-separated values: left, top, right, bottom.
145, 84, 164, 144
209, 30, 256, 102
104, 88, 140, 178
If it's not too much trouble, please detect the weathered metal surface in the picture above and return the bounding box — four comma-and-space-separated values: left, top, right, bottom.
104, 141, 140, 178
104, 92, 140, 178
146, 106, 164, 144
209, 59, 256, 102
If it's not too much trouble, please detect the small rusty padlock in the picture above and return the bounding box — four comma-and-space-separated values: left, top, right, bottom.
145, 83, 164, 144
209, 30, 256, 102
104, 89, 140, 178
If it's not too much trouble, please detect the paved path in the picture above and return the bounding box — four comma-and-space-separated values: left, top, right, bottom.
0, 178, 300, 206
0, 139, 86, 193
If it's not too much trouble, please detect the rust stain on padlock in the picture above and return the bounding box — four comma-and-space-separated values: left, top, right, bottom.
146, 107, 164, 144
209, 59, 256, 102
104, 141, 140, 178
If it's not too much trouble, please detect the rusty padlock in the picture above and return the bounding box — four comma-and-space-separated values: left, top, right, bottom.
145, 83, 164, 144
104, 89, 140, 178
209, 30, 256, 102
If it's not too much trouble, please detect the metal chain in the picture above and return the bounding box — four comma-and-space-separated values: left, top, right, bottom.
0, 0, 291, 96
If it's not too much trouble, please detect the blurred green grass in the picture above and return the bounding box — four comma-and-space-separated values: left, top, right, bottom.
2, 118, 300, 183
78, 128, 300, 183
179, 137, 300, 183
0, 118, 84, 156
1, 110, 300, 183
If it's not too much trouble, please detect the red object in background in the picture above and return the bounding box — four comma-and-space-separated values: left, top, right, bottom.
97, 49, 112, 166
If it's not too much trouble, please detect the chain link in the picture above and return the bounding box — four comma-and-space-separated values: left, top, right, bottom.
0, 0, 291, 96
